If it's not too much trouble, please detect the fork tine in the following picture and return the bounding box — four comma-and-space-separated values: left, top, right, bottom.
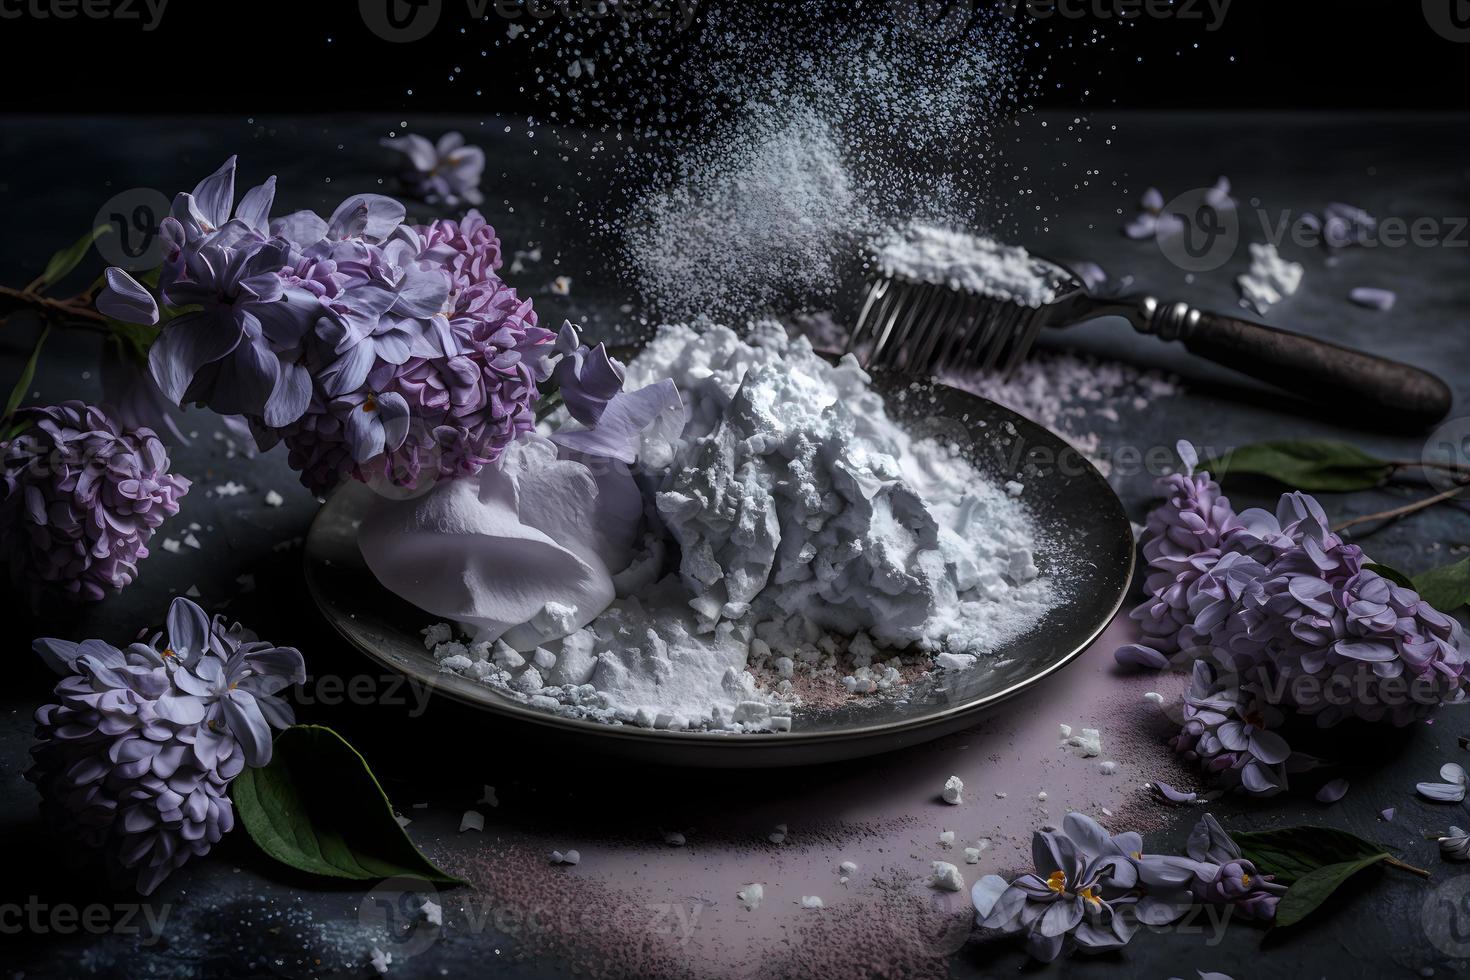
848, 278, 887, 355
855, 273, 1063, 377
979, 305, 1023, 373
867, 281, 909, 367
1001, 308, 1049, 376
911, 287, 962, 373
877, 281, 930, 370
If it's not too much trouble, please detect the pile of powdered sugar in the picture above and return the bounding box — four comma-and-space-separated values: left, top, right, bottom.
873, 224, 1062, 308
425, 324, 1058, 733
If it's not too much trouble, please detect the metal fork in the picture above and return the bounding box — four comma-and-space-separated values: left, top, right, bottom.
846, 260, 1453, 432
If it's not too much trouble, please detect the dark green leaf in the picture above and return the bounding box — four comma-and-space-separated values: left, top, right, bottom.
37, 226, 111, 292
103, 318, 161, 363
2, 323, 52, 425
1413, 558, 1470, 612
233, 725, 465, 886
1202, 440, 1393, 491
1230, 825, 1390, 885
1365, 563, 1415, 590
1275, 854, 1389, 927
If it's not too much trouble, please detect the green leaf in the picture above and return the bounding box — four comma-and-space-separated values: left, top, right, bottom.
1275, 854, 1390, 927
37, 225, 111, 292
1365, 563, 1415, 590
1230, 825, 1390, 885
1202, 440, 1394, 492
103, 318, 161, 363
1413, 558, 1470, 612
233, 725, 465, 887
2, 323, 52, 426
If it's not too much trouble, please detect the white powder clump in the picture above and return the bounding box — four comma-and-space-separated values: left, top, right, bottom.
931, 862, 965, 892
1061, 726, 1104, 759
634, 323, 1052, 654
874, 224, 1060, 308
429, 324, 1056, 734
738, 883, 764, 911
942, 776, 964, 806
1237, 243, 1304, 315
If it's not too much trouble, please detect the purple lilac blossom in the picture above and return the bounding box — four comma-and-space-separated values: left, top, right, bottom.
971, 822, 1138, 962
1166, 660, 1306, 797
0, 402, 188, 603
380, 132, 486, 207
973, 811, 1284, 962
551, 321, 626, 426
100, 158, 554, 496
1118, 441, 1469, 796
26, 598, 304, 894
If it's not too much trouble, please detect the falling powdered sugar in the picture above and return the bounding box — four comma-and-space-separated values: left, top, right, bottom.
429, 324, 1057, 733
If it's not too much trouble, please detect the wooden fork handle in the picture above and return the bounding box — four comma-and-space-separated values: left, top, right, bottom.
1137, 298, 1452, 432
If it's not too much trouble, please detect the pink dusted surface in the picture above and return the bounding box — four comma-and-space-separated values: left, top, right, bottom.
431, 614, 1196, 979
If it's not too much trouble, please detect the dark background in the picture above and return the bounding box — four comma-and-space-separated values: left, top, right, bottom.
1, 0, 1466, 116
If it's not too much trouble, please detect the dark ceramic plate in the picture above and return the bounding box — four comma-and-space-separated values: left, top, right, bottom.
303, 366, 1134, 767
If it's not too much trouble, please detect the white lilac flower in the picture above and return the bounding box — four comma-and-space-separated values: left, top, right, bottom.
1417, 763, 1469, 803
1438, 827, 1470, 861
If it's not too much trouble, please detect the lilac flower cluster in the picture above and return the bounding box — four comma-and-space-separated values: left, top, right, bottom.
380, 132, 486, 207
1117, 441, 1469, 795
1, 402, 189, 603
26, 598, 304, 894
1167, 662, 1309, 797
972, 812, 1282, 962
98, 157, 554, 495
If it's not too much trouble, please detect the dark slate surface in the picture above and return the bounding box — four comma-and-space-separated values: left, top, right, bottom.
1, 112, 1468, 979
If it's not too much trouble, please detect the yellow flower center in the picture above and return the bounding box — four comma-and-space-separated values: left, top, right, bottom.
1078, 886, 1102, 908
363, 396, 378, 413
1047, 871, 1067, 894
162, 648, 177, 659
